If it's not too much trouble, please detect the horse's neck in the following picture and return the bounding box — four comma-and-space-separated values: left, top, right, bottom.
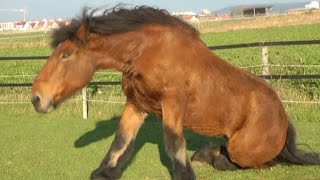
92, 31, 148, 73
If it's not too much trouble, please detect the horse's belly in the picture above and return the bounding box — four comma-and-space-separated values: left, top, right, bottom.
183, 124, 225, 137
182, 111, 227, 137
182, 97, 244, 137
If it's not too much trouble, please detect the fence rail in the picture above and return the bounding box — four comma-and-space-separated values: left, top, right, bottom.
0, 81, 122, 87
1, 74, 319, 88
0, 56, 49, 61
1, 40, 319, 87
208, 40, 320, 50
1, 40, 320, 61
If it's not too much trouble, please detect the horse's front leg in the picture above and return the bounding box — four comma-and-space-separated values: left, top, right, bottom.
162, 98, 195, 180
91, 101, 146, 180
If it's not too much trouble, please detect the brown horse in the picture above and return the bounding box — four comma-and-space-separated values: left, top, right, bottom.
31, 6, 320, 180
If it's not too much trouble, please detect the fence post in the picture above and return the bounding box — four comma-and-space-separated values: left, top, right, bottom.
261, 46, 269, 80
82, 87, 88, 119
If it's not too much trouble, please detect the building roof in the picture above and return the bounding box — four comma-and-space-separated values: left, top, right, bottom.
216, 4, 275, 15
234, 4, 273, 11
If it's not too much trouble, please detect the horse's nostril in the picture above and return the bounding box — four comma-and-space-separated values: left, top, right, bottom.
31, 95, 41, 106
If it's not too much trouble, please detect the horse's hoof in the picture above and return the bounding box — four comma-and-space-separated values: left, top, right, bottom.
90, 169, 118, 180
191, 143, 221, 165
212, 155, 239, 171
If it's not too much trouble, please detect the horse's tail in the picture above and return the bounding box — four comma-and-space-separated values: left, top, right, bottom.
275, 121, 320, 165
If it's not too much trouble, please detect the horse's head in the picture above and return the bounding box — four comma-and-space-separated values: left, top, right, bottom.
31, 6, 178, 113
31, 36, 98, 113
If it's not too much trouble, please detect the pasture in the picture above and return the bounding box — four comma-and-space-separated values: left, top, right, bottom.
1, 23, 320, 179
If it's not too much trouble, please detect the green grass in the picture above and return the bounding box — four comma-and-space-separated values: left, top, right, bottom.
0, 24, 320, 179
0, 104, 319, 179
202, 23, 320, 69
202, 24, 320, 101
201, 23, 320, 44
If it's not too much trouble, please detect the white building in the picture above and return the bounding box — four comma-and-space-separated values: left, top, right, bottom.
305, 1, 320, 9
0, 22, 15, 31
201, 9, 211, 15
171, 11, 197, 16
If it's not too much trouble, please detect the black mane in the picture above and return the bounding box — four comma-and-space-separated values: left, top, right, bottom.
51, 6, 198, 48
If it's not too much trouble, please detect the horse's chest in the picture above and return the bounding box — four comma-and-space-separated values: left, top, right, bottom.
122, 75, 162, 115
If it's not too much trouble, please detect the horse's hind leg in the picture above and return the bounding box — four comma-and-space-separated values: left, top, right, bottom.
90, 102, 146, 180
162, 98, 195, 180
191, 143, 219, 165
227, 116, 287, 168
212, 146, 239, 171
191, 144, 239, 171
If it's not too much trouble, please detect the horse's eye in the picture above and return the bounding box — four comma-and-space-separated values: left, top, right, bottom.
61, 51, 70, 60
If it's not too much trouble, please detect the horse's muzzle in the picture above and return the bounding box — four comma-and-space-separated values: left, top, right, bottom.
31, 95, 40, 107
31, 94, 55, 113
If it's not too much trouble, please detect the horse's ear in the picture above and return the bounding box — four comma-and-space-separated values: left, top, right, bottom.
75, 25, 88, 45
75, 24, 102, 46
76, 25, 86, 38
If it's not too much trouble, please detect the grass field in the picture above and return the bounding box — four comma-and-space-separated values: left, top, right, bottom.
1, 104, 320, 180
0, 21, 320, 179
194, 10, 320, 33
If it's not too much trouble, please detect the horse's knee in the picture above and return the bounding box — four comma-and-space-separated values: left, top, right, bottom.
163, 128, 186, 162
163, 128, 195, 180
91, 131, 135, 179
91, 102, 145, 179
161, 98, 195, 179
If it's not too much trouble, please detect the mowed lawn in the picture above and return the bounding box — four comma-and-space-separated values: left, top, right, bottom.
0, 103, 320, 180
0, 23, 320, 179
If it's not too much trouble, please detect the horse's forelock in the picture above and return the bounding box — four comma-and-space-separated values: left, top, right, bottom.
51, 19, 82, 48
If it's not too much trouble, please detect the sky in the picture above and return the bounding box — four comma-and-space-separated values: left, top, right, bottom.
0, 0, 309, 22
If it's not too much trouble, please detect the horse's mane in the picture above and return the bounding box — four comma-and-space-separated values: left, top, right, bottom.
51, 5, 198, 48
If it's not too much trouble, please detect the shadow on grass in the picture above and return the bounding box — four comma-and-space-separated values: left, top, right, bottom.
74, 114, 227, 176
